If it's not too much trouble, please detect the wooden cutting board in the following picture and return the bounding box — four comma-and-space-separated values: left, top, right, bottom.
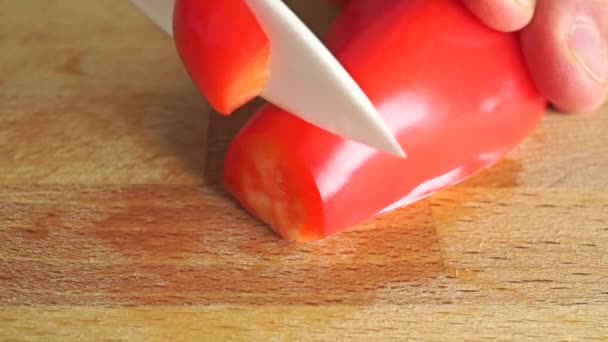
1, 1, 607, 340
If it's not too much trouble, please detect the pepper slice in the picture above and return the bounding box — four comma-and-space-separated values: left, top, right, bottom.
173, 0, 270, 114
222, 0, 547, 241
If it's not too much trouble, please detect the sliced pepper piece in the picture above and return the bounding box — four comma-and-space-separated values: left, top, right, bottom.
173, 0, 270, 114
223, 0, 547, 241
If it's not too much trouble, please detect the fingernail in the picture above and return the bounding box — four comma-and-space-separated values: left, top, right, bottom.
568, 19, 608, 83
515, 0, 534, 8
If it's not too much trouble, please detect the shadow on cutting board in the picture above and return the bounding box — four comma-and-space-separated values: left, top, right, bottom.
203, 100, 263, 188
1, 185, 447, 306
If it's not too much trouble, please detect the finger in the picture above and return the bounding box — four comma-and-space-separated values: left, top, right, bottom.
520, 0, 608, 113
462, 0, 536, 32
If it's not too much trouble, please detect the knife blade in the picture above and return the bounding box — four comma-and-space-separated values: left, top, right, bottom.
130, 0, 174, 36
129, 0, 405, 157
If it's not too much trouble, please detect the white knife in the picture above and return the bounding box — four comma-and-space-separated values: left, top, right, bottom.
129, 0, 405, 157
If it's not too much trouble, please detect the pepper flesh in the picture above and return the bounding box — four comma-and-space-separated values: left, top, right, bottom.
222, 0, 547, 241
173, 0, 270, 114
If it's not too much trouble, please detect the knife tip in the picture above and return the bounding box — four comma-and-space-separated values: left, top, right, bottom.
382, 138, 407, 159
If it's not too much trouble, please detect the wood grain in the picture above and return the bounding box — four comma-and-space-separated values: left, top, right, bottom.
1, 0, 607, 341
1, 305, 606, 341
0, 0, 208, 185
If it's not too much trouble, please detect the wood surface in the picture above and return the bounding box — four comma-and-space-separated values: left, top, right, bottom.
1, 1, 607, 341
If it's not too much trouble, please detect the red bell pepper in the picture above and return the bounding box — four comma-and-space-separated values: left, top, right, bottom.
173, 0, 269, 114
177, 0, 547, 241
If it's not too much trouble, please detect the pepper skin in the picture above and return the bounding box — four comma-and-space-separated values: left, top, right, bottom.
173, 0, 270, 114
222, 0, 547, 241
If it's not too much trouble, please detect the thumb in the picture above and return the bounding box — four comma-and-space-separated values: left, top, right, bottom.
520, 0, 608, 113
462, 0, 536, 32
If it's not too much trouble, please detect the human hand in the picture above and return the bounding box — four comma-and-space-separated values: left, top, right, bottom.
463, 0, 607, 113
